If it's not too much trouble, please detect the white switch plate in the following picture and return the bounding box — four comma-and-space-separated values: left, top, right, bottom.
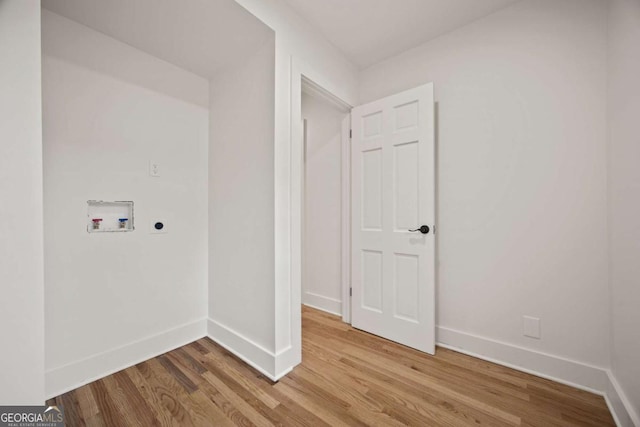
523, 316, 541, 339
149, 160, 160, 177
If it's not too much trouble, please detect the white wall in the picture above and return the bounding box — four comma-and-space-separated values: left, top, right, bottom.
608, 0, 640, 424
302, 92, 346, 316
208, 36, 276, 356
0, 0, 45, 405
230, 0, 360, 376
42, 11, 209, 397
360, 0, 610, 369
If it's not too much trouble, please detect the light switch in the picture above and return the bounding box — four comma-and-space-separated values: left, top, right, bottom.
149, 160, 160, 177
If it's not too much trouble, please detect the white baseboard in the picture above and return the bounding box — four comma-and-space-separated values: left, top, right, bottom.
207, 318, 290, 382
302, 292, 341, 316
437, 326, 608, 393
437, 325, 637, 426
604, 370, 639, 427
273, 345, 297, 381
45, 318, 207, 399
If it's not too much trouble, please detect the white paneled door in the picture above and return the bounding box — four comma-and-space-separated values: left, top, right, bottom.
351, 83, 435, 354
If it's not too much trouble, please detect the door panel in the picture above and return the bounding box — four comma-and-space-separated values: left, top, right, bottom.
362, 250, 383, 312
351, 83, 435, 354
361, 148, 383, 230
394, 141, 419, 231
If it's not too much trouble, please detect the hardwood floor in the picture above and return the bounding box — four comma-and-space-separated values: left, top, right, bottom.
49, 306, 615, 426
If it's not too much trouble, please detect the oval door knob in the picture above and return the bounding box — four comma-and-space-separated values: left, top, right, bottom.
409, 225, 430, 234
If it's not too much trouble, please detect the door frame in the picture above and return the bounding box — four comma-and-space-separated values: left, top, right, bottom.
290, 58, 353, 352
299, 81, 352, 321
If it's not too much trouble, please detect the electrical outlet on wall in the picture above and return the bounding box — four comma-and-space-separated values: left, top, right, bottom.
523, 316, 541, 339
149, 160, 160, 177
149, 219, 167, 234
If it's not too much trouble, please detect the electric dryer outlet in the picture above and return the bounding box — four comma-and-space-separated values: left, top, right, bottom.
149, 219, 168, 234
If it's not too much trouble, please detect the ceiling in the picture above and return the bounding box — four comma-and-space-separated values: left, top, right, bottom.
42, 0, 273, 79
42, 0, 521, 75
283, 0, 519, 68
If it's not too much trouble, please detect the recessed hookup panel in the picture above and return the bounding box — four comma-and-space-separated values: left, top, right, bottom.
87, 201, 134, 233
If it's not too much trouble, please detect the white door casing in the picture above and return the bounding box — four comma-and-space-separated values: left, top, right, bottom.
351, 83, 435, 354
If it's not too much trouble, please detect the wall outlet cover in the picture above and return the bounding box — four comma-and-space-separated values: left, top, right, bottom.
523, 315, 541, 339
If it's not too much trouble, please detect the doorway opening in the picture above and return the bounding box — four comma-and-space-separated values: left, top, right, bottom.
291, 74, 437, 369
300, 77, 352, 327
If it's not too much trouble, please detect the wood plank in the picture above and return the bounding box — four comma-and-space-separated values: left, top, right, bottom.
157, 354, 198, 394
90, 380, 125, 427
202, 350, 280, 410
274, 378, 365, 427
201, 371, 275, 427
125, 364, 181, 427
136, 360, 196, 426
60, 388, 86, 427
74, 385, 100, 421
109, 371, 159, 426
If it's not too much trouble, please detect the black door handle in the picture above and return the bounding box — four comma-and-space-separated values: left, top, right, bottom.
409, 225, 430, 234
